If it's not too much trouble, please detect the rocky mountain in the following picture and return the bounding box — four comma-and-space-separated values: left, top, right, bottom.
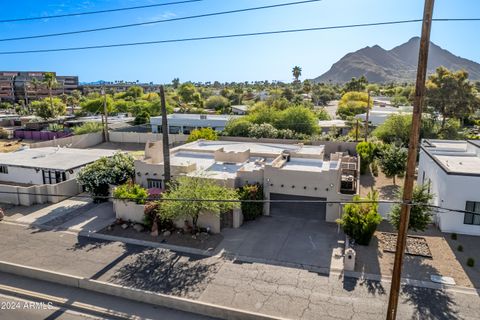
314, 37, 480, 83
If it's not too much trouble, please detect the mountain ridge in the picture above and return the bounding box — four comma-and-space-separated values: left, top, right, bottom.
314, 37, 480, 83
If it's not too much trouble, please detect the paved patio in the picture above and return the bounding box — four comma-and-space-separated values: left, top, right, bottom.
218, 214, 342, 271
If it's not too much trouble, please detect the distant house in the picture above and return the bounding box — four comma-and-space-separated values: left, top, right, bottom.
418, 139, 480, 236
356, 106, 413, 127
0, 147, 116, 206
150, 114, 242, 134
231, 105, 249, 115
318, 119, 350, 136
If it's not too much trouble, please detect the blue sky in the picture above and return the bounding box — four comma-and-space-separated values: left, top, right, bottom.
1, 0, 479, 83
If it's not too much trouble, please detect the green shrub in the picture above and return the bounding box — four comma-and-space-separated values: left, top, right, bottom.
457, 245, 463, 252
73, 122, 103, 135
388, 183, 434, 232
248, 123, 278, 139
113, 183, 148, 204
356, 141, 377, 174
451, 233, 457, 240
47, 123, 64, 132
467, 258, 475, 267
238, 184, 264, 221
77, 153, 135, 202
187, 127, 218, 142
337, 191, 381, 245
224, 118, 253, 137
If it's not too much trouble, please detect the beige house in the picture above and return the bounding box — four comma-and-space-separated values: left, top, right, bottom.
135, 140, 359, 223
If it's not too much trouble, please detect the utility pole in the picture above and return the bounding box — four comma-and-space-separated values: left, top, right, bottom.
355, 119, 359, 142
386, 1, 435, 319
101, 87, 109, 142
159, 85, 171, 188
365, 91, 370, 141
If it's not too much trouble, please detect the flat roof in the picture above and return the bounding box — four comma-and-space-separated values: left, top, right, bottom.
318, 119, 347, 128
151, 114, 242, 121
183, 140, 324, 156
0, 147, 117, 171
434, 155, 480, 175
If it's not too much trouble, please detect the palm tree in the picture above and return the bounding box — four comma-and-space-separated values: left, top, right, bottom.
43, 72, 58, 111
292, 66, 302, 83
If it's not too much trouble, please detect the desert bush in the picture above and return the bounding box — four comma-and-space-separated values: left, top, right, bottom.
238, 184, 264, 221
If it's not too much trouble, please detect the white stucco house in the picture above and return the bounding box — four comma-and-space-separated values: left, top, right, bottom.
135, 140, 359, 225
150, 114, 242, 135
356, 106, 413, 127
418, 139, 480, 236
0, 147, 116, 206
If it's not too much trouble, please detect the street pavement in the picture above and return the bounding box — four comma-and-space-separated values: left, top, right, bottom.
0, 222, 478, 320
0, 272, 215, 320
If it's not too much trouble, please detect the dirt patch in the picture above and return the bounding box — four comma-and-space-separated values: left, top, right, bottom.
355, 222, 480, 288
0, 139, 28, 153
380, 232, 432, 258
99, 223, 223, 252
360, 169, 404, 199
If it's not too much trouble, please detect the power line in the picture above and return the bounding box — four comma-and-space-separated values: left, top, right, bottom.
0, 190, 476, 216
0, 19, 424, 55
1, 18, 478, 55
0, 0, 324, 43
0, 0, 203, 23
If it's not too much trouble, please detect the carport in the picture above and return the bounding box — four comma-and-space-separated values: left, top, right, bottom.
269, 193, 326, 220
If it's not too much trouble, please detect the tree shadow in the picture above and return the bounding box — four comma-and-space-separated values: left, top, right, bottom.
67, 234, 114, 252
400, 256, 459, 320
108, 248, 221, 297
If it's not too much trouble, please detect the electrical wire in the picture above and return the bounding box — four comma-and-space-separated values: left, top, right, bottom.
0, 20, 424, 55
0, 0, 204, 23
0, 190, 476, 216
0, 0, 324, 42
1, 18, 479, 55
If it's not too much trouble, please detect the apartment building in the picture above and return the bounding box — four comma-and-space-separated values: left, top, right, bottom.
135, 140, 359, 222
418, 139, 480, 236
0, 71, 79, 102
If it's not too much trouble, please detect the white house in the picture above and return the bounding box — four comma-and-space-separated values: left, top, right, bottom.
135, 140, 359, 223
318, 119, 350, 135
356, 106, 413, 127
0, 147, 116, 206
418, 139, 480, 236
231, 105, 249, 115
150, 114, 242, 134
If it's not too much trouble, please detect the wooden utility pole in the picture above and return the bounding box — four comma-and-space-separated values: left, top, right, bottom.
102, 87, 109, 142
386, 0, 435, 319
159, 85, 171, 188
355, 119, 359, 142
365, 91, 370, 141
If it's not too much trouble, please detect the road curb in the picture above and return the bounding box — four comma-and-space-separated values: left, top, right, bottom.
334, 270, 480, 295
0, 260, 288, 320
0, 283, 135, 320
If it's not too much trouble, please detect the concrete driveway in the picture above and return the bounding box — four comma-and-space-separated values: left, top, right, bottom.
218, 213, 343, 271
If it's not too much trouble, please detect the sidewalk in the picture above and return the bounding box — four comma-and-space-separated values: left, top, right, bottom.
0, 222, 478, 320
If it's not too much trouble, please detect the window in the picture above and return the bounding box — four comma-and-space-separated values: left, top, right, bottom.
169, 126, 181, 134
156, 125, 163, 133
464, 201, 480, 225
0, 165, 8, 174
42, 170, 67, 184
147, 179, 162, 189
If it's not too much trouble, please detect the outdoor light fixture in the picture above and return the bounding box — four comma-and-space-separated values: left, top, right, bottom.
270, 184, 274, 187
137, 172, 141, 176
281, 184, 284, 188
330, 183, 334, 188
314, 187, 318, 191
291, 185, 295, 188
303, 186, 307, 190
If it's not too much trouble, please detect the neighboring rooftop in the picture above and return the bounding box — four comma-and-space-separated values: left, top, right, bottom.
151, 114, 241, 121
318, 119, 348, 128
0, 147, 117, 170
421, 139, 480, 175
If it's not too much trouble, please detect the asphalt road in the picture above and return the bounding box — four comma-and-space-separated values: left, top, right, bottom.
0, 272, 217, 320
